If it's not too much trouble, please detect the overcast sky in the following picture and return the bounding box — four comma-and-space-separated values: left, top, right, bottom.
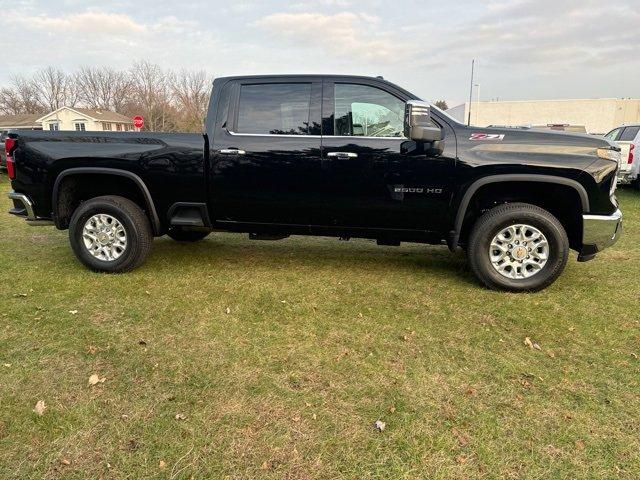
1, 0, 638, 106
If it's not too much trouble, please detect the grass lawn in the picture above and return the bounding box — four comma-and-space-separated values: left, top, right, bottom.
0, 175, 638, 479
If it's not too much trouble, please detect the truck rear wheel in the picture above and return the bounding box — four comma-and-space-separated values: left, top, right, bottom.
166, 229, 210, 242
467, 203, 569, 292
69, 196, 153, 272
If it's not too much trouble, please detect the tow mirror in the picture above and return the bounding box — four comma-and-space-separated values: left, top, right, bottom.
405, 101, 443, 142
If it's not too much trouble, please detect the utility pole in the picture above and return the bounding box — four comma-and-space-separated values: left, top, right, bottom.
467, 59, 475, 126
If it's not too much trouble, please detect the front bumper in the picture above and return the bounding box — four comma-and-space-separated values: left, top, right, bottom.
579, 209, 622, 260
7, 191, 53, 226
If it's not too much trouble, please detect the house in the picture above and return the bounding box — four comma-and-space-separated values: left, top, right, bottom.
36, 107, 136, 132
0, 114, 42, 131
446, 98, 640, 135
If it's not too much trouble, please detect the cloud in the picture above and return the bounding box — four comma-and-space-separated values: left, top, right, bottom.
17, 11, 146, 35
254, 12, 409, 62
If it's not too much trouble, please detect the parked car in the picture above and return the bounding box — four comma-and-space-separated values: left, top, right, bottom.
0, 131, 8, 170
6, 74, 622, 291
604, 124, 639, 187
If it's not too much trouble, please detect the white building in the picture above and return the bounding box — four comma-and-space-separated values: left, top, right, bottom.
447, 98, 640, 135
36, 107, 136, 132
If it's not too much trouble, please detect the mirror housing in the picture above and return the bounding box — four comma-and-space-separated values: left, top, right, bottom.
405, 100, 443, 142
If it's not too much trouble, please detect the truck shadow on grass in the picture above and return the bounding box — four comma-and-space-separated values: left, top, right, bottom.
147, 235, 476, 285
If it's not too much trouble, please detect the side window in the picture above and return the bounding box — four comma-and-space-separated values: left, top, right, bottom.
334, 84, 405, 138
236, 83, 312, 135
604, 128, 622, 141
619, 126, 640, 142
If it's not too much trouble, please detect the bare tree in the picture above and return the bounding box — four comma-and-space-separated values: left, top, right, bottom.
32, 67, 79, 111
75, 66, 133, 112
169, 69, 211, 132
0, 76, 45, 114
128, 61, 177, 131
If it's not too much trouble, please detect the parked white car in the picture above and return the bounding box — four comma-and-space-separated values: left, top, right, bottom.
604, 124, 639, 187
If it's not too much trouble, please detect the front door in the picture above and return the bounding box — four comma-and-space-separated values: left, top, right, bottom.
316, 79, 455, 233
210, 79, 323, 226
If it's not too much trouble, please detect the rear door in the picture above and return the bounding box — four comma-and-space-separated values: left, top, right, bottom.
209, 78, 323, 226
315, 78, 455, 233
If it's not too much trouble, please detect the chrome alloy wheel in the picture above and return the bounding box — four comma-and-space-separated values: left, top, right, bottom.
82, 214, 128, 261
489, 224, 549, 279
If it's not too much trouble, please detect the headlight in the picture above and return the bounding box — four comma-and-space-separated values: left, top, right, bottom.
597, 148, 621, 163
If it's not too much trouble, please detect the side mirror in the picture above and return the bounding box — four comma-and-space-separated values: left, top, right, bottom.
405, 100, 443, 142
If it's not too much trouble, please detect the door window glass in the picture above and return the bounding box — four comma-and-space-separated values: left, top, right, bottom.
237, 83, 312, 135
619, 126, 640, 142
334, 84, 405, 137
604, 128, 622, 141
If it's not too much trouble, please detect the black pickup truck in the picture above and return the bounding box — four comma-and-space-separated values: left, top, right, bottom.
6, 74, 622, 291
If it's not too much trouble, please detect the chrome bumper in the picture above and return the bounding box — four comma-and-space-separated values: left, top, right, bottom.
7, 191, 53, 226
582, 209, 622, 253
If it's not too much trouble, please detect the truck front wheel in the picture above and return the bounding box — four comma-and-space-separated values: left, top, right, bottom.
69, 196, 153, 272
467, 203, 569, 292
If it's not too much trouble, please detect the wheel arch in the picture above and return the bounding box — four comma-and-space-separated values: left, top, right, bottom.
52, 168, 161, 235
451, 174, 589, 250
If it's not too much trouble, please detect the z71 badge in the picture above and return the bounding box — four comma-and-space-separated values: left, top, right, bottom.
469, 133, 505, 141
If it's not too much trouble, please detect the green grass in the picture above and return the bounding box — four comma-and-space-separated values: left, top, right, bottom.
0, 175, 638, 479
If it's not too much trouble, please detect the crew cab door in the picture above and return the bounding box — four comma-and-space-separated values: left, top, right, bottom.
209, 78, 322, 225
316, 78, 455, 232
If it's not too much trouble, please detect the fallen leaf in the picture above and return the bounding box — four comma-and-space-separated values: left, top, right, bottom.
374, 420, 386, 431
86, 345, 97, 355
60, 458, 71, 466
260, 461, 270, 470
451, 427, 469, 447
533, 342, 542, 350
389, 406, 396, 413
225, 307, 231, 314
456, 454, 468, 464
69, 310, 78, 315
575, 439, 585, 450
465, 388, 478, 397
524, 337, 534, 349
88, 374, 105, 386
175, 413, 186, 420
159, 460, 166, 470
33, 400, 46, 416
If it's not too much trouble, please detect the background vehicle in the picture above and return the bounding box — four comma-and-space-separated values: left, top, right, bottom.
604, 124, 640, 187
5, 75, 622, 291
0, 131, 8, 169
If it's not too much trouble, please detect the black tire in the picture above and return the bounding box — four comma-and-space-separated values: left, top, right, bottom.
467, 203, 569, 292
69, 196, 153, 272
166, 229, 210, 242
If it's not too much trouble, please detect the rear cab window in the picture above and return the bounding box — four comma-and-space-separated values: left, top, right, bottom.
619, 126, 640, 142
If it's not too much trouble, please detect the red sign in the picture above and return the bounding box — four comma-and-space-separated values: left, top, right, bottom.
133, 116, 144, 129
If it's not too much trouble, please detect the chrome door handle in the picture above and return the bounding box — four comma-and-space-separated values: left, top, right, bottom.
219, 148, 246, 155
327, 151, 358, 159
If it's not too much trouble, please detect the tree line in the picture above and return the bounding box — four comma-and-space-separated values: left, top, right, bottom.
0, 62, 212, 132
